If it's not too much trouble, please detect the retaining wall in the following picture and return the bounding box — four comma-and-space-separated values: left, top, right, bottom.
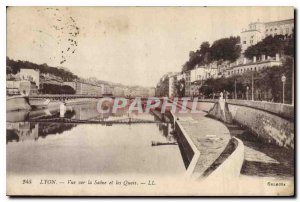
226, 99, 294, 120
171, 112, 200, 178
229, 104, 294, 149
197, 99, 294, 120
193, 99, 294, 149
204, 137, 244, 181
172, 110, 244, 180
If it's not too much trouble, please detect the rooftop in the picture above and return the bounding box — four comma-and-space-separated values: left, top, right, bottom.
227, 59, 282, 70
265, 18, 294, 25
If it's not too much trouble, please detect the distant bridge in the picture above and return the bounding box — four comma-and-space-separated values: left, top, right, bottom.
28, 117, 161, 125
28, 94, 152, 101
29, 94, 107, 100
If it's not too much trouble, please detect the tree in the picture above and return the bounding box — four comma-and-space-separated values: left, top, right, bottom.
209, 36, 241, 62
284, 30, 294, 57
176, 78, 185, 98
244, 35, 288, 60
6, 57, 79, 81
199, 41, 210, 55
199, 57, 294, 103
182, 51, 202, 72
40, 83, 76, 94
6, 66, 12, 74
197, 41, 211, 65
182, 37, 241, 72
156, 77, 169, 97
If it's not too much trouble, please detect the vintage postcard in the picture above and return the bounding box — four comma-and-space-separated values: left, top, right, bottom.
6, 6, 295, 196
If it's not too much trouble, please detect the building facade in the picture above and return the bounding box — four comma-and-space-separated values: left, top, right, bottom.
225, 54, 282, 78
64, 81, 103, 96
241, 18, 294, 52
6, 80, 38, 96
19, 69, 40, 89
7, 69, 39, 96
113, 86, 125, 97
184, 71, 191, 97
168, 72, 179, 97
40, 73, 63, 87
102, 84, 113, 95
148, 87, 156, 97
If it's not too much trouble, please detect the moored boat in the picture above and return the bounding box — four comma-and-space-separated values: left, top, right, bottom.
28, 98, 51, 109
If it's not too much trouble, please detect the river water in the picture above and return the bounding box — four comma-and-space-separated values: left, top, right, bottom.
7, 101, 186, 177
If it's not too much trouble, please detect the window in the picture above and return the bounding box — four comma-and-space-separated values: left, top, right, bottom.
266, 29, 268, 32
250, 40, 253, 44
270, 28, 273, 31
286, 28, 289, 34
243, 41, 246, 44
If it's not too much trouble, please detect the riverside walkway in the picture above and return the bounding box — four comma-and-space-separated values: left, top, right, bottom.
226, 123, 294, 179
173, 111, 232, 178
173, 109, 294, 180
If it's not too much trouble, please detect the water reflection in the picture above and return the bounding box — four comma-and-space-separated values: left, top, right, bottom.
7, 102, 186, 175
7, 122, 77, 143
7, 122, 38, 143
7, 106, 77, 144
7, 102, 177, 144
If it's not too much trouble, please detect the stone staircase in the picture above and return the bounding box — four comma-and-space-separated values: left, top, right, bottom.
208, 99, 233, 123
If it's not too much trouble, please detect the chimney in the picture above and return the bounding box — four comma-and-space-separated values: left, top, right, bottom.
253, 56, 257, 63
267, 56, 271, 60
236, 60, 239, 65
243, 58, 247, 64
276, 53, 280, 61
262, 54, 266, 61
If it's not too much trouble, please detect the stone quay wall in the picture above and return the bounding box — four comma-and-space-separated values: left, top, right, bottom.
194, 99, 294, 149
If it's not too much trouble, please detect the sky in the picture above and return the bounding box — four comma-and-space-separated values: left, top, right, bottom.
7, 7, 294, 87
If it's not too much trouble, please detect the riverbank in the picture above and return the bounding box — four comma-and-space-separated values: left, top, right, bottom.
172, 99, 294, 185
6, 96, 31, 111
171, 111, 238, 179
65, 98, 99, 105
6, 96, 100, 112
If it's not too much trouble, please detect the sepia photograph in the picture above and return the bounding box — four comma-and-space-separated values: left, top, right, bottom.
5, 6, 295, 196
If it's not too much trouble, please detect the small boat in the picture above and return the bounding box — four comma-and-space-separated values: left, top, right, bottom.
151, 141, 178, 146
28, 98, 51, 109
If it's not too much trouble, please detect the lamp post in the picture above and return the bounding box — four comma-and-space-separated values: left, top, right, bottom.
292, 58, 294, 105
251, 72, 254, 101
234, 79, 237, 99
246, 86, 249, 100
281, 74, 286, 104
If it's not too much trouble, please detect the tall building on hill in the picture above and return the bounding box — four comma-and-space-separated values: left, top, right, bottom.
241, 18, 294, 52
19, 69, 40, 89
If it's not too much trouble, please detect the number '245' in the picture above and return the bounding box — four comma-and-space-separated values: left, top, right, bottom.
22, 179, 32, 184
